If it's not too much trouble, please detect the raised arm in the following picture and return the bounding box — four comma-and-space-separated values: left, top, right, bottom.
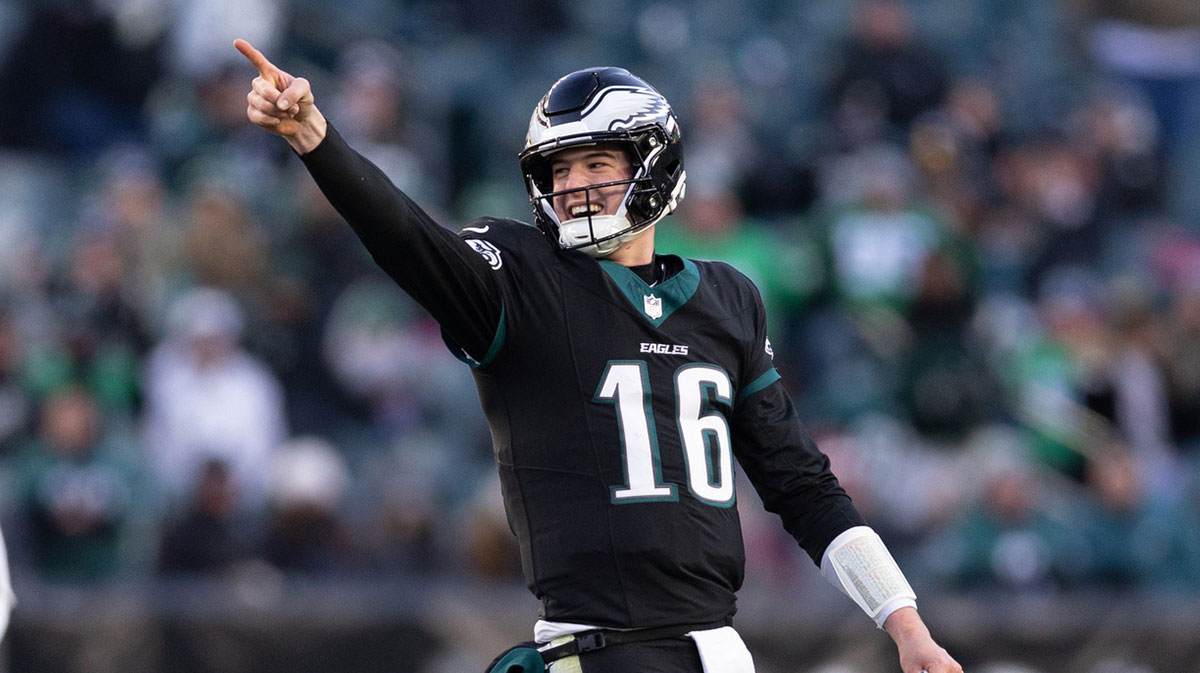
233, 39, 503, 364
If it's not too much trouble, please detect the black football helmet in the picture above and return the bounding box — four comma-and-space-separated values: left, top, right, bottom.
519, 67, 686, 257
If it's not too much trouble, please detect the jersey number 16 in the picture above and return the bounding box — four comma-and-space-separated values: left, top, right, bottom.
595, 361, 735, 507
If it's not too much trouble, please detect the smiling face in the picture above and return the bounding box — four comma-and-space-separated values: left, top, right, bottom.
549, 144, 634, 223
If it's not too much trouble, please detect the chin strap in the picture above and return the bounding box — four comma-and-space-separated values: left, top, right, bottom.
560, 216, 653, 258
820, 526, 917, 628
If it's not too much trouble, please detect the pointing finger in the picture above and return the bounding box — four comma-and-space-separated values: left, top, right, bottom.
234, 38, 281, 81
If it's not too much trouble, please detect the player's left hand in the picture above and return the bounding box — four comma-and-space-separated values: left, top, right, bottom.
885, 607, 963, 673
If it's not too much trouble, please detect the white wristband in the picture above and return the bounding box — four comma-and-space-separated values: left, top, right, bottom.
820, 526, 917, 628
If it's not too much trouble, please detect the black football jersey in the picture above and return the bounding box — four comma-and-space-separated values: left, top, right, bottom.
301, 125, 864, 629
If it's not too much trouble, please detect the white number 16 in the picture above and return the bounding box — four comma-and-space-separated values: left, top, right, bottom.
595, 361, 735, 507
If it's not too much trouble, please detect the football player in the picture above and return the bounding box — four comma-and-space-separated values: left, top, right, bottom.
236, 39, 961, 673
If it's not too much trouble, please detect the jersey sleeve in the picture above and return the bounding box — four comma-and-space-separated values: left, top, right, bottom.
300, 123, 503, 362
731, 280, 865, 564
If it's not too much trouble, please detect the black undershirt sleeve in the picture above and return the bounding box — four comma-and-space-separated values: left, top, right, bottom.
298, 124, 502, 360
732, 381, 866, 564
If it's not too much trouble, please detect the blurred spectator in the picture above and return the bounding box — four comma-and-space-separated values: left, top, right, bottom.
907, 77, 1004, 234
972, 206, 1044, 297
13, 385, 143, 581
997, 273, 1106, 479
318, 277, 490, 575
362, 426, 488, 575
0, 1, 166, 154
1082, 280, 1182, 497
94, 146, 186, 328
682, 76, 760, 197
141, 287, 287, 510
1076, 0, 1200, 158
926, 444, 1089, 591
6, 223, 146, 430
182, 182, 272, 308
1077, 448, 1200, 591
899, 249, 995, 442
158, 458, 259, 575
1072, 92, 1165, 217
827, 0, 950, 148
993, 135, 1105, 294
47, 226, 149, 417
0, 308, 32, 456
321, 279, 485, 453
327, 41, 449, 209
819, 417, 971, 557
803, 145, 959, 421
262, 436, 357, 574
819, 145, 952, 311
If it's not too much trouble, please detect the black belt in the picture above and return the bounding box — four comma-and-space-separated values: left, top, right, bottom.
537, 618, 732, 663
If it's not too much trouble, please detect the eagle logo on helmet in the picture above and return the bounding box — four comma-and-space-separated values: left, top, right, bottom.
577, 86, 670, 132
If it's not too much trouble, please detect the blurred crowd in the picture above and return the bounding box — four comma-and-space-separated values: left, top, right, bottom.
1, 0, 1200, 602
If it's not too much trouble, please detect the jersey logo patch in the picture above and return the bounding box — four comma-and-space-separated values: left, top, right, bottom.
465, 239, 503, 270
643, 293, 663, 320
765, 337, 774, 360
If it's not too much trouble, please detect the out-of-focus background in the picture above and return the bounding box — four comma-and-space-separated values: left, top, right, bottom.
1, 0, 1199, 671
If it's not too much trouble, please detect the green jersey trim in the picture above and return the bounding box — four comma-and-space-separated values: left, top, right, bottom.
598, 257, 700, 327
736, 368, 780, 405
443, 302, 507, 368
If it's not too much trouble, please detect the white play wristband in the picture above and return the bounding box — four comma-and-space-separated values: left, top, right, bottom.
820, 526, 917, 628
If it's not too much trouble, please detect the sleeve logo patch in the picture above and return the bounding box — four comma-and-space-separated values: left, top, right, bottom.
764, 337, 774, 360
465, 239, 503, 270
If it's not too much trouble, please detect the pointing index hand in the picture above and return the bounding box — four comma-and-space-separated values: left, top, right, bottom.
234, 39, 289, 93
234, 38, 326, 153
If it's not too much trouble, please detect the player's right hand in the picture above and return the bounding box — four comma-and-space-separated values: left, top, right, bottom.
234, 38, 326, 153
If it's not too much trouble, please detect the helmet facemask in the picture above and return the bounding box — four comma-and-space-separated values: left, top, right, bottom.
519, 67, 686, 258
523, 133, 669, 257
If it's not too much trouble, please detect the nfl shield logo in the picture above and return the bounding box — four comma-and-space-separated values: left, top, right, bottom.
643, 294, 663, 319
